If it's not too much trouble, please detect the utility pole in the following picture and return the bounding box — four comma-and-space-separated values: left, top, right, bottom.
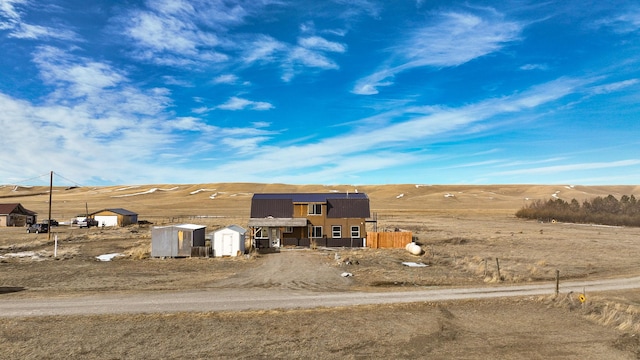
48, 171, 53, 242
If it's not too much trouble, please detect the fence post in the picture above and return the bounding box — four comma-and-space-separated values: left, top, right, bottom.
555, 270, 560, 296
496, 258, 501, 282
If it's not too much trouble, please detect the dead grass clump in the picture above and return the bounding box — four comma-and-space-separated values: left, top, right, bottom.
585, 302, 640, 333
441, 237, 469, 245
247, 247, 261, 260
124, 242, 150, 260
543, 293, 640, 334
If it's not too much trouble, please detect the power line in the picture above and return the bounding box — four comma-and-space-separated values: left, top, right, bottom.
52, 172, 84, 188
3, 172, 51, 186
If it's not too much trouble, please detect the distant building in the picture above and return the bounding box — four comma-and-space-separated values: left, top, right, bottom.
89, 208, 138, 227
248, 193, 370, 248
0, 203, 37, 227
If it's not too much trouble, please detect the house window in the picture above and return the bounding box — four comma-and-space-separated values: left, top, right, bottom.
311, 226, 323, 238
332, 225, 342, 238
284, 226, 293, 233
255, 227, 268, 239
350, 226, 360, 238
308, 203, 322, 215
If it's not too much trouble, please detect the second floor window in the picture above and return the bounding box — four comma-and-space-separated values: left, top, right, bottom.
308, 203, 322, 215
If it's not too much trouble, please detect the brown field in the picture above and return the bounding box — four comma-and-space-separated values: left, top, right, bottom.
1, 183, 640, 359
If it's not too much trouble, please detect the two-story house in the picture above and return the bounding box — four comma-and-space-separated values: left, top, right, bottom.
248, 193, 370, 248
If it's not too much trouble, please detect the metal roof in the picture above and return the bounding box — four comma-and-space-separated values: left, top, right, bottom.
0, 203, 37, 216
252, 193, 368, 202
214, 224, 247, 234
90, 208, 138, 216
175, 224, 206, 230
248, 217, 308, 227
250, 193, 370, 219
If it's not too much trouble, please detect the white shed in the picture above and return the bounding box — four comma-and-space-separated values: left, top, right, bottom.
211, 225, 246, 257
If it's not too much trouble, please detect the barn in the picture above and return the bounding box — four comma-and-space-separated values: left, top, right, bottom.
89, 208, 138, 227
151, 224, 206, 258
0, 203, 37, 227
210, 225, 246, 257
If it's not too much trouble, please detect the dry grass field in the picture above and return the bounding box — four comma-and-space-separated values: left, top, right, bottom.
1, 183, 640, 359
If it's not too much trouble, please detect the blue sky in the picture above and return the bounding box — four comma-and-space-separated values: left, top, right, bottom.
1, 0, 639, 186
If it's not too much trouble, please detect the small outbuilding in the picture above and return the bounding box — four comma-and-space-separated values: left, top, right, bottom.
0, 203, 37, 227
210, 225, 246, 257
90, 208, 138, 227
151, 224, 206, 258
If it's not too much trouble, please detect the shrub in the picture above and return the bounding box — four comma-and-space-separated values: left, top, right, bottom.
516, 194, 640, 227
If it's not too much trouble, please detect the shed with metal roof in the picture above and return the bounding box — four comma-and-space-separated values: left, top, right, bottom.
151, 224, 207, 258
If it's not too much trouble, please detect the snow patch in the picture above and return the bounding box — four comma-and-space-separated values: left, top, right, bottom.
96, 253, 124, 262
0, 251, 44, 260
402, 262, 428, 267
190, 188, 216, 195
111, 187, 179, 198
444, 193, 455, 198
396, 193, 404, 199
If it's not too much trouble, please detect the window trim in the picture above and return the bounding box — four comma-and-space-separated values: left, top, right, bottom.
255, 227, 268, 239
311, 226, 323, 238
308, 203, 322, 215
331, 225, 342, 238
350, 226, 360, 238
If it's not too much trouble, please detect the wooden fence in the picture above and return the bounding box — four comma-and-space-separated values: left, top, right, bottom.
366, 231, 413, 249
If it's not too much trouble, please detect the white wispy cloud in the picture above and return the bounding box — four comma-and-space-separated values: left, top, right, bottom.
121, 9, 228, 66
353, 9, 522, 95
596, 9, 640, 33
520, 63, 549, 71
298, 36, 347, 52
589, 79, 639, 94
0, 0, 79, 40
216, 96, 274, 111
0, 41, 278, 184
491, 160, 640, 176
213, 74, 239, 84
199, 76, 590, 182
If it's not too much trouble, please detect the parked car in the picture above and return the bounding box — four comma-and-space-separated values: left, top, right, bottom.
74, 218, 99, 228
43, 219, 59, 226
27, 223, 49, 233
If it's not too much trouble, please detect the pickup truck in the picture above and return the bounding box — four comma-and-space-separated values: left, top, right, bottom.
74, 218, 99, 228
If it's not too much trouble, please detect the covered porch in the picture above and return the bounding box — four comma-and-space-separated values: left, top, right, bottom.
248, 217, 308, 248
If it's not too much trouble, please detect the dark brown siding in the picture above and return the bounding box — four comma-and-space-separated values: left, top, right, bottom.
250, 198, 293, 218
326, 198, 370, 218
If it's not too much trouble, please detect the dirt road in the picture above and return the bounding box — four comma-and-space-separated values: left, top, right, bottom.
2, 250, 640, 317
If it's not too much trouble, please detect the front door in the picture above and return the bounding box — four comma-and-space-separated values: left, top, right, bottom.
270, 228, 280, 247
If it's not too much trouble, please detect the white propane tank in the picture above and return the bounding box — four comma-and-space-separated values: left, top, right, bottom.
406, 242, 422, 255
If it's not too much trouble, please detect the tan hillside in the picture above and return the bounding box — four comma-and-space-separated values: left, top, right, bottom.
1, 183, 638, 224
